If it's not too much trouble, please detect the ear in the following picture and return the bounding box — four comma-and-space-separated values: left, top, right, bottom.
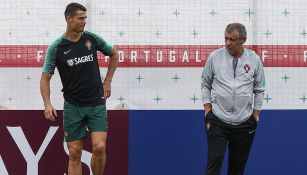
241, 37, 247, 44
65, 16, 72, 22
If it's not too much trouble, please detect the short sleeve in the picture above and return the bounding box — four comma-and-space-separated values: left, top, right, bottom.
86, 31, 113, 56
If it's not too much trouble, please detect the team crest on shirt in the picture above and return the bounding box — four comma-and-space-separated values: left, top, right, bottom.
85, 40, 92, 50
67, 59, 74, 67
244, 64, 251, 73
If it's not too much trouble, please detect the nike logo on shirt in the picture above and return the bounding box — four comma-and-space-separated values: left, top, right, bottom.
64, 49, 71, 54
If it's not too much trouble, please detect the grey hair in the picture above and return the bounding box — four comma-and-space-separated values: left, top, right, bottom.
225, 23, 247, 39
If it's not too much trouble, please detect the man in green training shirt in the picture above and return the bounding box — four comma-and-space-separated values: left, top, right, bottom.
40, 2, 119, 175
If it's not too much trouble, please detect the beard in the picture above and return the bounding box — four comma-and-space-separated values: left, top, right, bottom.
73, 26, 85, 33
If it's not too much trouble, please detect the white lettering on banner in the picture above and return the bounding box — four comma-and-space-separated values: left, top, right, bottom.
169, 51, 176, 62
6, 126, 58, 175
131, 51, 137, 62
182, 51, 189, 62
0, 156, 9, 175
37, 51, 43, 62
262, 50, 268, 62
144, 50, 150, 62
118, 51, 124, 62
156, 51, 163, 62
104, 56, 110, 63
112, 50, 202, 63
63, 141, 93, 175
196, 51, 201, 62
304, 51, 307, 62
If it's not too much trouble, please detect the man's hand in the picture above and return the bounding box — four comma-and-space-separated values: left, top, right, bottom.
252, 109, 260, 122
102, 80, 111, 99
204, 103, 212, 117
44, 104, 57, 121
101, 47, 118, 99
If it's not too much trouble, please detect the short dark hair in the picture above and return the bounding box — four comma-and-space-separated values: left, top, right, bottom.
225, 23, 247, 39
64, 2, 87, 18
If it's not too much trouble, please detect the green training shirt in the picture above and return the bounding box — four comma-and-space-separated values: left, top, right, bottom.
42, 31, 113, 107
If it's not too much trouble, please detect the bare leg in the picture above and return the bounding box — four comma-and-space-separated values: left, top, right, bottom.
91, 132, 107, 175
67, 140, 83, 175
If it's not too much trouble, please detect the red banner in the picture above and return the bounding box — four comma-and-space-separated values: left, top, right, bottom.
0, 45, 307, 67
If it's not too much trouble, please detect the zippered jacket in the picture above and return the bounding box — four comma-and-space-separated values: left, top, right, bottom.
201, 47, 265, 125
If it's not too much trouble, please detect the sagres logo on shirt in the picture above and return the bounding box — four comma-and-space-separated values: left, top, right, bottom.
67, 54, 94, 67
